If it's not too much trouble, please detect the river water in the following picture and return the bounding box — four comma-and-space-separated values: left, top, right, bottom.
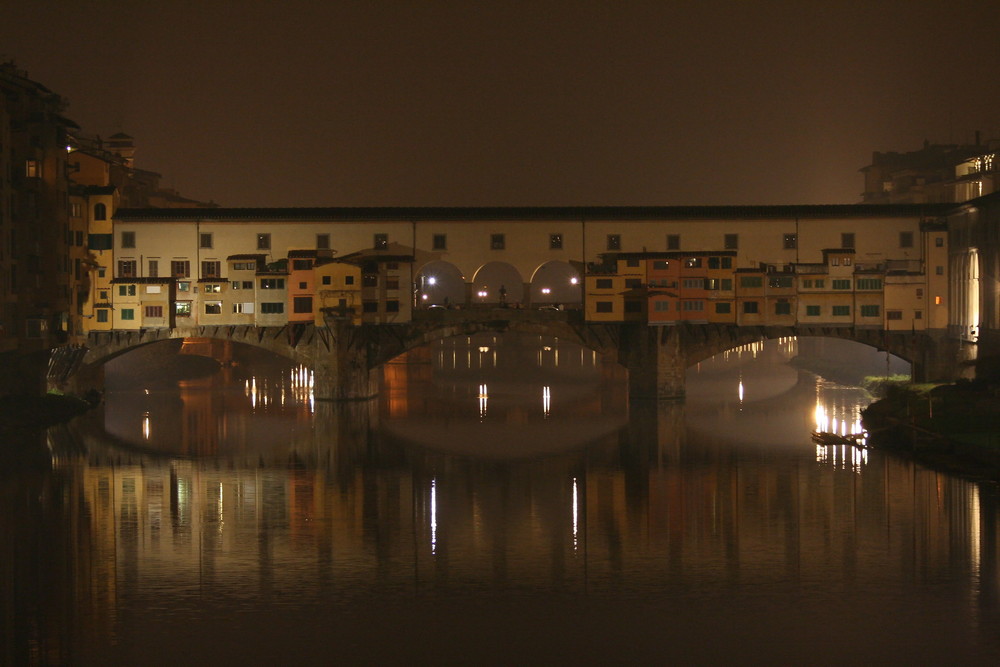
3, 335, 1000, 665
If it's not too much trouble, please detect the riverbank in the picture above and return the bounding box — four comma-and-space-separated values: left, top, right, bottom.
861, 380, 1000, 481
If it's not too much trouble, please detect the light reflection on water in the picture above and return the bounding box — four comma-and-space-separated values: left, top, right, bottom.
5, 336, 1000, 664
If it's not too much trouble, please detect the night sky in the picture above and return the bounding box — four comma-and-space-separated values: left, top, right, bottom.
3, 1, 999, 208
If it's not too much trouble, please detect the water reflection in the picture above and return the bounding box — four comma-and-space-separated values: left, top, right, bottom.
3, 336, 1000, 664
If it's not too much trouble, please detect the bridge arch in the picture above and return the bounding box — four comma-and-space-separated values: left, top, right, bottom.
527, 260, 582, 308
414, 260, 467, 307
470, 262, 525, 306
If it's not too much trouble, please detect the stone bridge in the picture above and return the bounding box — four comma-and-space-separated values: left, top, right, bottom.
51, 310, 966, 401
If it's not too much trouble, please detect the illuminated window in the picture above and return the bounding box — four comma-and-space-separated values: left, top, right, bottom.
934, 296, 942, 305
233, 302, 254, 314
176, 301, 192, 316
25, 160, 39, 178
203, 283, 222, 293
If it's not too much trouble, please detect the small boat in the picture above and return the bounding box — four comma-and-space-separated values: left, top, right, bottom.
811, 431, 864, 446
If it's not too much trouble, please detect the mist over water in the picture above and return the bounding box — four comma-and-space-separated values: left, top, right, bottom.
4, 335, 1000, 665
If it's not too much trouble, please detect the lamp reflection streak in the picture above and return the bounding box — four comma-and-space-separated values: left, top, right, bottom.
543, 385, 551, 418
572, 477, 579, 551
430, 478, 437, 555
478, 384, 488, 419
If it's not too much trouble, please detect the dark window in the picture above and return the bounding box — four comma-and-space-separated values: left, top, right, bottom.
88, 233, 113, 250
345, 275, 355, 285
715, 302, 731, 314
121, 231, 135, 248
292, 259, 312, 270
257, 233, 271, 250
595, 301, 613, 313
374, 233, 388, 250
491, 234, 505, 250
887, 310, 903, 320
204, 302, 223, 315
201, 261, 221, 278
624, 301, 642, 313
260, 278, 285, 289
783, 233, 797, 249
317, 233, 330, 249
607, 234, 621, 251
625, 278, 642, 288
768, 276, 793, 288
260, 302, 284, 314
386, 300, 400, 312
935, 236, 944, 247
775, 301, 792, 315
684, 258, 702, 268
148, 260, 159, 277
724, 234, 738, 250
806, 305, 821, 316
860, 305, 879, 317
899, 231, 914, 248
832, 279, 851, 290
433, 234, 447, 250
322, 275, 331, 285
120, 309, 134, 321
96, 309, 109, 323
118, 285, 136, 296
832, 305, 851, 316
118, 260, 137, 278
653, 260, 669, 270
363, 301, 378, 313
293, 296, 313, 313
596, 278, 613, 289
171, 260, 190, 278
740, 276, 763, 288
94, 203, 107, 220
667, 234, 680, 250
841, 232, 855, 249
199, 233, 213, 249
742, 301, 759, 314
362, 274, 378, 287
550, 233, 563, 250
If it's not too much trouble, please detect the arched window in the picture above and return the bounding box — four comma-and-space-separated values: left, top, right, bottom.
94, 203, 107, 220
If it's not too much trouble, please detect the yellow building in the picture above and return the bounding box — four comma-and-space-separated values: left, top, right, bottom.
314, 258, 362, 326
